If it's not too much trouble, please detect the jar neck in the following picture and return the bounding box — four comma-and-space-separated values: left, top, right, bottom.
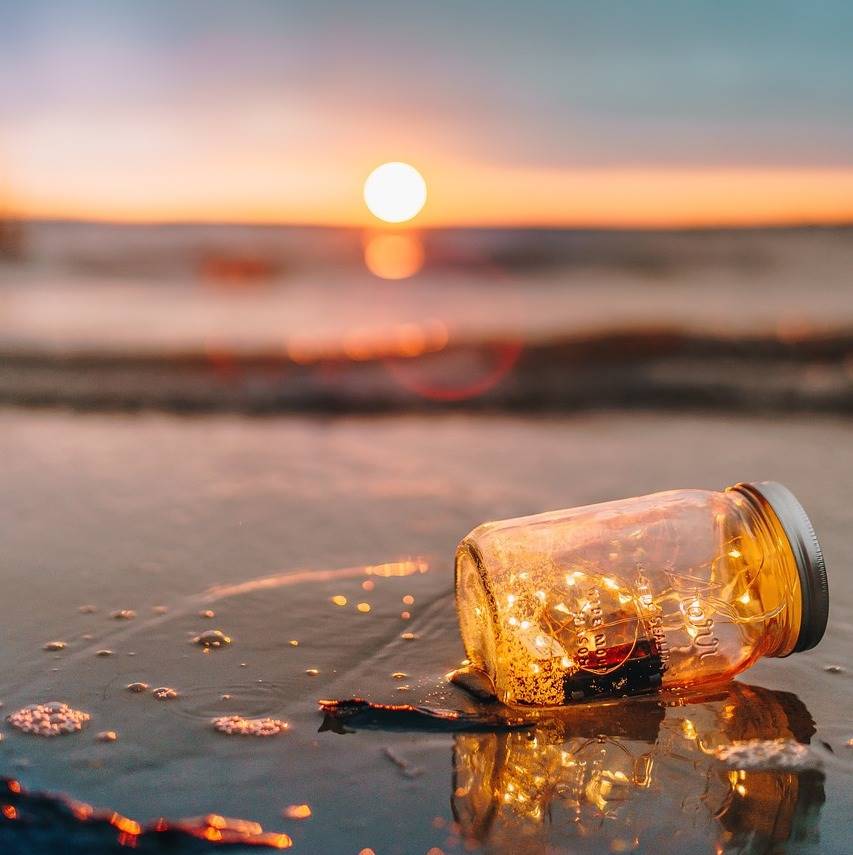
725, 486, 803, 658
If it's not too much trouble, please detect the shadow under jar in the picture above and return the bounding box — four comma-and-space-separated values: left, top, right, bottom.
455, 482, 829, 706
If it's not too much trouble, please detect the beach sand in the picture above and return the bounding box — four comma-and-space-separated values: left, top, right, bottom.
0, 409, 850, 852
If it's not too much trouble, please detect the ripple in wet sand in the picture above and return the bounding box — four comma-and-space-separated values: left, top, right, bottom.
166, 681, 289, 721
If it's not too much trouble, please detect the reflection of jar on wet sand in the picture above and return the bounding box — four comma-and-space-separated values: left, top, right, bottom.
451, 683, 824, 855
452, 699, 663, 852
455, 482, 828, 706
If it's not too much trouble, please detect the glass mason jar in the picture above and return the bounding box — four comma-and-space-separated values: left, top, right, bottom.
455, 482, 829, 706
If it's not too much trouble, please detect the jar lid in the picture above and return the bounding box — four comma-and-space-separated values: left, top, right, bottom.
732, 481, 829, 653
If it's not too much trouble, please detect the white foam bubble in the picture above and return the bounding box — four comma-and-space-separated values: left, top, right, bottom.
211, 715, 289, 736
715, 738, 823, 771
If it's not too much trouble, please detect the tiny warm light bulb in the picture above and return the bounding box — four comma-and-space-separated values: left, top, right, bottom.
455, 481, 828, 706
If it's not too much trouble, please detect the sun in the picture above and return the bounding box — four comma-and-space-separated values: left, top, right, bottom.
363, 162, 427, 223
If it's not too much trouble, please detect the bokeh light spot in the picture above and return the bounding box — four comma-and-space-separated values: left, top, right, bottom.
364, 233, 425, 280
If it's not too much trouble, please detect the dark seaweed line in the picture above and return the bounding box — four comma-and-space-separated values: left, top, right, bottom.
2, 328, 853, 415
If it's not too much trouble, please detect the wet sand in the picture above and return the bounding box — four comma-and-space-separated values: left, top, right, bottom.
0, 410, 851, 852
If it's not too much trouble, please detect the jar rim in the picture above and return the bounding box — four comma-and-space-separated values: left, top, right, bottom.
729, 481, 829, 653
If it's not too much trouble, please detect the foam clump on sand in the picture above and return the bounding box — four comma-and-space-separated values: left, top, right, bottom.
212, 715, 289, 736
7, 702, 90, 736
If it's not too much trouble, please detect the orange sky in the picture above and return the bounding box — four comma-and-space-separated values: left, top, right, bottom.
10, 162, 853, 228
5, 3, 853, 228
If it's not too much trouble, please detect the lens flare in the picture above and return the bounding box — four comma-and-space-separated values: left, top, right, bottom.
363, 162, 427, 223
384, 338, 522, 402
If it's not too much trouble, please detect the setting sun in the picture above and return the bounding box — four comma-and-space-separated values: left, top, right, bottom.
363, 162, 427, 223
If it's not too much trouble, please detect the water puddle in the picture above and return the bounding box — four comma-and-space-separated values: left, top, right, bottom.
1, 557, 848, 853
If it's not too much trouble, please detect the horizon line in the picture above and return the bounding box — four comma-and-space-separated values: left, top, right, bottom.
9, 215, 853, 233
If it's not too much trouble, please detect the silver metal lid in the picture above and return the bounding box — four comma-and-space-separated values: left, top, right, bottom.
731, 481, 829, 653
